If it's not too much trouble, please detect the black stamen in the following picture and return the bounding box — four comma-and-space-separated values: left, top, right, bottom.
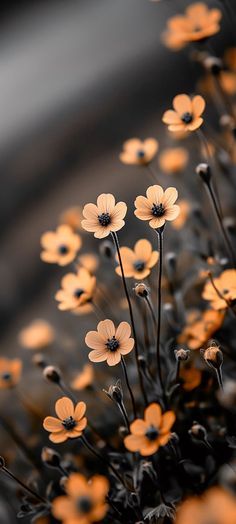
77, 496, 93, 514
62, 416, 76, 430
134, 260, 145, 272
1, 372, 11, 381
181, 112, 193, 124
136, 149, 145, 159
98, 213, 111, 226
74, 289, 84, 299
106, 336, 119, 352
58, 244, 69, 255
152, 203, 165, 217
145, 425, 159, 441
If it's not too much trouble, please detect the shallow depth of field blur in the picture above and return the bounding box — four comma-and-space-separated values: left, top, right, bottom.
1, 0, 236, 523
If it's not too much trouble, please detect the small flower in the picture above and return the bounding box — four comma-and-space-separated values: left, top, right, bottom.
18, 319, 55, 350
175, 487, 236, 524
71, 364, 94, 391
134, 185, 179, 229
52, 473, 109, 524
162, 3, 222, 52
159, 147, 189, 174
55, 267, 96, 311
171, 200, 190, 230
40, 225, 82, 266
202, 270, 236, 310
0, 358, 22, 389
59, 206, 83, 231
43, 397, 87, 443
115, 239, 159, 280
178, 309, 225, 349
85, 319, 134, 366
163, 94, 205, 133
124, 403, 175, 456
82, 194, 127, 239
119, 138, 159, 165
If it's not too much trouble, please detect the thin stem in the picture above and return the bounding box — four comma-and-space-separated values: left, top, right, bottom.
147, 164, 159, 183
59, 381, 77, 403
215, 367, 224, 391
80, 435, 127, 488
145, 296, 157, 328
155, 229, 165, 395
175, 360, 180, 384
111, 231, 147, 405
0, 417, 42, 473
1, 466, 49, 505
121, 356, 137, 419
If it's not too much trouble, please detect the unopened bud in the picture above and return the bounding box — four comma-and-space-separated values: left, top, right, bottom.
196, 163, 211, 184
41, 447, 61, 468
200, 344, 223, 370
189, 421, 208, 441
103, 380, 123, 404
99, 240, 115, 259
203, 56, 223, 76
43, 365, 61, 384
174, 348, 190, 362
32, 353, 47, 369
134, 283, 149, 298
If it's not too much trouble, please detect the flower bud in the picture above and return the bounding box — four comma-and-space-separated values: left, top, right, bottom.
203, 56, 223, 76
196, 163, 211, 184
32, 353, 47, 369
134, 283, 149, 298
43, 365, 61, 384
200, 344, 223, 370
99, 240, 115, 259
189, 421, 208, 442
41, 447, 61, 468
174, 348, 190, 362
103, 380, 123, 405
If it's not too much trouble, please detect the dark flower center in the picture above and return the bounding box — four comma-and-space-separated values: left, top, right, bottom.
98, 213, 111, 227
181, 112, 193, 124
74, 289, 84, 299
77, 496, 93, 514
137, 149, 145, 159
62, 416, 76, 430
146, 425, 159, 441
134, 260, 145, 272
152, 203, 165, 217
1, 372, 11, 381
106, 336, 119, 352
58, 244, 69, 255
223, 289, 229, 295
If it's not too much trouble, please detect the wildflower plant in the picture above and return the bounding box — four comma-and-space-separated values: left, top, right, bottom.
2, 1, 236, 523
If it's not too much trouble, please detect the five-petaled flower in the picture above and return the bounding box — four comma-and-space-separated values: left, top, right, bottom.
85, 319, 134, 366
0, 358, 22, 389
178, 309, 225, 350
175, 487, 236, 524
115, 239, 159, 280
40, 225, 82, 266
162, 94, 205, 132
55, 267, 96, 311
43, 397, 87, 443
162, 3, 222, 52
124, 403, 175, 456
52, 473, 109, 524
159, 147, 189, 174
119, 138, 159, 165
82, 194, 127, 239
202, 269, 236, 310
18, 319, 55, 350
134, 185, 180, 229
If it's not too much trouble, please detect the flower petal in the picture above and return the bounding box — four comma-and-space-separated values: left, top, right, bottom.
55, 397, 74, 420
74, 401, 86, 421
97, 319, 115, 340
160, 411, 176, 434
115, 321, 131, 343
85, 331, 105, 350
97, 194, 115, 214
89, 349, 109, 363
173, 94, 192, 115
130, 419, 147, 436
49, 430, 68, 443
146, 185, 164, 204
124, 434, 147, 452
43, 416, 63, 432
145, 403, 162, 428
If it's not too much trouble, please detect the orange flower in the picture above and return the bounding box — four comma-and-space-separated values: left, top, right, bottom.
85, 319, 134, 366
40, 225, 81, 266
115, 239, 159, 280
78, 253, 99, 274
82, 194, 127, 239
18, 319, 55, 350
52, 473, 109, 524
171, 200, 190, 230
178, 309, 225, 350
162, 94, 205, 132
180, 366, 202, 391
0, 358, 22, 389
159, 147, 189, 174
124, 403, 175, 456
119, 138, 159, 165
163, 3, 222, 52
71, 364, 94, 390
43, 397, 87, 443
55, 268, 96, 311
176, 487, 236, 524
202, 269, 236, 310
60, 206, 83, 231
134, 185, 179, 229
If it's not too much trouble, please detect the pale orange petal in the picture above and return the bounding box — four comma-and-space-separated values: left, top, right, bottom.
106, 352, 121, 366
85, 331, 105, 350
146, 185, 164, 204
162, 110, 181, 125
145, 403, 162, 427
160, 411, 176, 434
55, 397, 74, 420
192, 95, 205, 117
49, 430, 68, 443
43, 416, 63, 432
74, 401, 86, 421
130, 419, 147, 435
115, 321, 131, 343
97, 194, 115, 214
173, 94, 192, 115
124, 434, 147, 452
97, 319, 115, 340
89, 349, 109, 363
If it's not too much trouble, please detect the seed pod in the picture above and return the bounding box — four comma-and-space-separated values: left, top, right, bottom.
196, 163, 211, 184
43, 365, 61, 384
134, 283, 149, 298
41, 447, 61, 469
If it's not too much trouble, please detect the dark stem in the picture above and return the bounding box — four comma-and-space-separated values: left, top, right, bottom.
121, 356, 137, 419
175, 360, 180, 384
155, 229, 165, 395
1, 466, 48, 505
58, 381, 77, 403
0, 417, 42, 473
111, 231, 147, 405
80, 435, 126, 488
145, 296, 157, 328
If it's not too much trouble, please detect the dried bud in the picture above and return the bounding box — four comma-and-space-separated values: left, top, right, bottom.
103, 379, 123, 404
41, 447, 61, 468
0, 457, 5, 469
43, 365, 61, 384
32, 353, 47, 369
119, 426, 129, 438
134, 283, 149, 298
203, 56, 223, 76
99, 240, 115, 259
196, 163, 211, 184
189, 421, 208, 442
174, 348, 190, 362
200, 344, 223, 370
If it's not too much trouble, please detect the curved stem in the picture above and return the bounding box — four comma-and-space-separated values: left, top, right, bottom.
145, 296, 157, 328
121, 357, 137, 419
111, 231, 147, 406
2, 466, 49, 505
